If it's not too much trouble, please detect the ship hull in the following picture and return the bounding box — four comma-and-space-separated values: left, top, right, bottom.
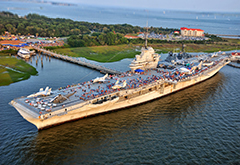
10, 61, 229, 130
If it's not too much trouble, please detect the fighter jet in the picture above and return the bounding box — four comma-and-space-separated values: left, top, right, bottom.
112, 80, 127, 89
179, 67, 192, 74
93, 74, 108, 83
27, 86, 52, 98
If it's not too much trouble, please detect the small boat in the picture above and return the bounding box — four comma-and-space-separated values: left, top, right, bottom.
17, 48, 31, 59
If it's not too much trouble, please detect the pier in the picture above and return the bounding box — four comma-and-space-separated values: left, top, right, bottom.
33, 46, 122, 75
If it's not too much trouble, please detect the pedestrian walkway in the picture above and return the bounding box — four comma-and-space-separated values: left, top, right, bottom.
33, 46, 123, 75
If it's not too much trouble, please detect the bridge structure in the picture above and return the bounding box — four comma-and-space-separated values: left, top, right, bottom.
33, 46, 123, 75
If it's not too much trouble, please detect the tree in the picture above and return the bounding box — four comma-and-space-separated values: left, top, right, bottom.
0, 24, 6, 34
106, 32, 117, 45
98, 34, 105, 45
5, 24, 13, 33
0, 11, 179, 46
17, 23, 25, 34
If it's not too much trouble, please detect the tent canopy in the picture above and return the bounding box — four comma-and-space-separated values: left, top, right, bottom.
135, 69, 144, 72
2, 43, 28, 47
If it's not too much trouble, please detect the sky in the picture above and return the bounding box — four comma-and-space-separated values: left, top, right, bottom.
52, 0, 240, 12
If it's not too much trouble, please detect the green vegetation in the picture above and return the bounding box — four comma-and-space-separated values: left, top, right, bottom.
0, 11, 178, 37
152, 42, 239, 53
67, 32, 129, 47
0, 56, 38, 86
152, 38, 239, 53
205, 33, 226, 42
54, 45, 140, 62
1, 11, 232, 50
1, 11, 239, 64
66, 33, 233, 48
54, 38, 240, 62
0, 49, 18, 56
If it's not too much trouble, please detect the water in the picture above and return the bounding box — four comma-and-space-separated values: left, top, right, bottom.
0, 1, 240, 35
0, 54, 239, 164
0, 2, 240, 164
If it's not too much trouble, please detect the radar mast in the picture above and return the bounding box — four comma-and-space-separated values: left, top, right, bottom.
144, 21, 148, 49
182, 42, 186, 52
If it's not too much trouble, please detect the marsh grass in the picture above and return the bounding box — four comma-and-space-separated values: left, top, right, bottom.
0, 56, 38, 86
54, 40, 239, 62
54, 45, 141, 62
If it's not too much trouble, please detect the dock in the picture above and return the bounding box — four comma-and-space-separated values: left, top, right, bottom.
33, 46, 123, 75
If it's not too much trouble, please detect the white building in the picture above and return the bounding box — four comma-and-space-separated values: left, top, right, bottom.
180, 27, 204, 37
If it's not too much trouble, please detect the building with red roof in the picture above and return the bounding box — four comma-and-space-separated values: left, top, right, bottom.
124, 35, 139, 39
180, 27, 204, 37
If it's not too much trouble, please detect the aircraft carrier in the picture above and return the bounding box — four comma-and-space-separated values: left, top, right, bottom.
10, 37, 230, 130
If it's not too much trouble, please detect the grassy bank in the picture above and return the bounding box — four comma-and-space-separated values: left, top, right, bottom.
53, 40, 239, 62
54, 45, 140, 62
0, 56, 38, 86
152, 42, 239, 53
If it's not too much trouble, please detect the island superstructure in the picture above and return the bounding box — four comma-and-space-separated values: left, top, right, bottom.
10, 34, 230, 130
129, 27, 160, 72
